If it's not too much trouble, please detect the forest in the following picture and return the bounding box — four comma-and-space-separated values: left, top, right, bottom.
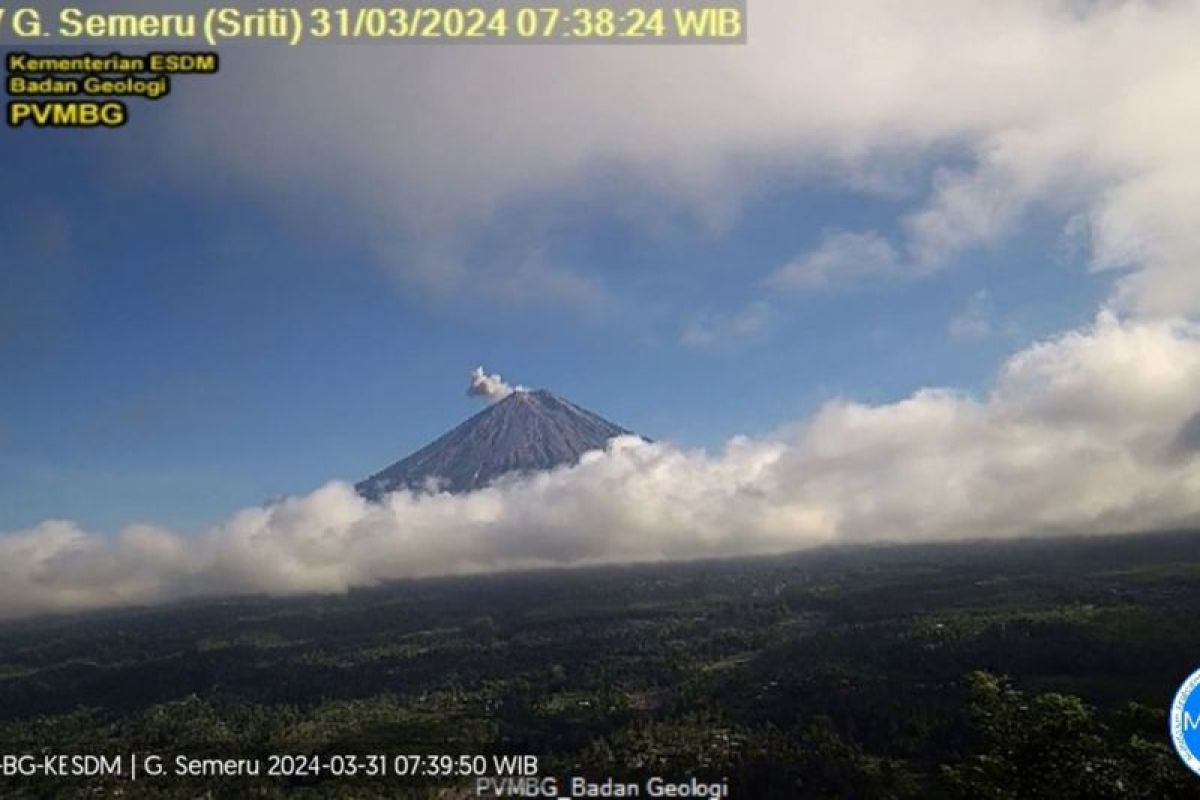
2, 530, 1200, 798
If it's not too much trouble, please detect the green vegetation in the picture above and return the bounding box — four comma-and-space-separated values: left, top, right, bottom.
2, 531, 1199, 797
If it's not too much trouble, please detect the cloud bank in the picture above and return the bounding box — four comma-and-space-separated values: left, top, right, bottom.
158, 0, 1200, 314
6, 312, 1200, 619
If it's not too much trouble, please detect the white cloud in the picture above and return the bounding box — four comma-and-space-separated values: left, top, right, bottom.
766, 231, 900, 291
6, 312, 1200, 619
949, 290, 994, 341
681, 301, 773, 348
147, 1, 1200, 314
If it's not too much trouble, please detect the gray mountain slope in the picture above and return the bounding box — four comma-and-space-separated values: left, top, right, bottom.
356, 389, 640, 499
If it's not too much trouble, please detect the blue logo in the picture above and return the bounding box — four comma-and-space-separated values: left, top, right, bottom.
1171, 668, 1200, 776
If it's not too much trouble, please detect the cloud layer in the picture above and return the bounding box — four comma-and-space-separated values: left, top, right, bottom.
6, 312, 1200, 619
157, 1, 1200, 313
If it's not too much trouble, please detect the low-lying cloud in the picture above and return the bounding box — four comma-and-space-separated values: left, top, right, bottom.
6, 312, 1200, 619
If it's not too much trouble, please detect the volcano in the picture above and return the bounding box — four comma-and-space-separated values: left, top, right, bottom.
356, 389, 641, 499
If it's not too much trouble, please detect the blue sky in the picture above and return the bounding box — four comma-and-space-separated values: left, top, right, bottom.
6, 1, 1189, 536
1, 118, 1107, 533
5, 1, 1200, 616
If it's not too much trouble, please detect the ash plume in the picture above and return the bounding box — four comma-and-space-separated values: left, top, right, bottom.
467, 366, 519, 403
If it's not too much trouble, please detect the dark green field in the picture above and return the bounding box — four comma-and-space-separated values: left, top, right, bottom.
3, 531, 1200, 798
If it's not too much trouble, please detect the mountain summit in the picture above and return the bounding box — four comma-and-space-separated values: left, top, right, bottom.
356, 389, 640, 499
